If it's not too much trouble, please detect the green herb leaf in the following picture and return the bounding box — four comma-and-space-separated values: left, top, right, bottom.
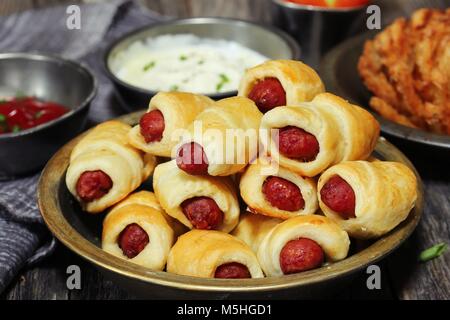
15, 91, 26, 99
198, 60, 205, 65
143, 61, 156, 71
12, 125, 21, 133
216, 73, 230, 92
179, 55, 188, 61
169, 85, 179, 92
35, 111, 43, 119
0, 114, 5, 122
419, 243, 447, 262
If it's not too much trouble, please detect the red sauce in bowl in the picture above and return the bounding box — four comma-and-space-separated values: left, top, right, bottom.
0, 97, 68, 134
285, 0, 368, 8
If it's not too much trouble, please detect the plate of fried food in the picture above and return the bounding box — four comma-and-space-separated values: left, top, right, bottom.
38, 59, 422, 299
321, 8, 450, 150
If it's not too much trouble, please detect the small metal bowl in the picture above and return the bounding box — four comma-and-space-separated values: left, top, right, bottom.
38, 112, 424, 299
271, 0, 367, 67
104, 17, 301, 111
0, 53, 97, 180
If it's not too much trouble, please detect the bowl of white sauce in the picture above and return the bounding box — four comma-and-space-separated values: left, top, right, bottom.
104, 18, 301, 110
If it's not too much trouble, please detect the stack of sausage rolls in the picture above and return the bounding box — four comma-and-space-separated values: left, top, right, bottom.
66, 59, 418, 279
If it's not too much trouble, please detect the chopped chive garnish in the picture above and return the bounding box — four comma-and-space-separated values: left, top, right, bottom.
0, 114, 5, 122
35, 111, 43, 119
169, 85, 179, 92
419, 243, 447, 262
179, 55, 188, 61
12, 125, 21, 133
143, 61, 156, 71
216, 73, 230, 92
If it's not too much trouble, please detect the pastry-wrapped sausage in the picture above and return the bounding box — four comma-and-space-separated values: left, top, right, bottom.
176, 96, 262, 176
231, 212, 282, 253
153, 160, 240, 233
257, 215, 350, 276
167, 230, 264, 279
238, 60, 325, 113
239, 161, 318, 219
260, 93, 380, 177
102, 191, 175, 270
318, 160, 418, 239
66, 121, 157, 213
128, 92, 213, 157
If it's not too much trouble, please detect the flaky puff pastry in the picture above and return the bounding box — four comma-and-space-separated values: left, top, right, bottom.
153, 160, 240, 233
180, 96, 262, 176
111, 191, 187, 237
128, 92, 213, 157
258, 215, 350, 277
231, 212, 282, 254
66, 121, 157, 213
238, 59, 325, 104
167, 230, 264, 278
260, 93, 380, 177
239, 160, 318, 219
318, 160, 418, 239
102, 193, 175, 270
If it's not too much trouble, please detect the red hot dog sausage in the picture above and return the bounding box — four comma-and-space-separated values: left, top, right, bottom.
277, 126, 320, 162
181, 196, 223, 230
320, 175, 356, 219
262, 176, 305, 211
176, 142, 209, 175
247, 77, 286, 113
76, 170, 113, 202
140, 109, 165, 143
214, 262, 251, 279
118, 223, 149, 259
279, 238, 324, 274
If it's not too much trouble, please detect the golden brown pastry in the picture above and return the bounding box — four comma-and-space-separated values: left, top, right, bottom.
175, 96, 262, 176
153, 160, 240, 233
111, 191, 187, 237
66, 121, 157, 213
257, 215, 350, 276
260, 93, 380, 177
128, 92, 213, 157
231, 212, 282, 253
167, 230, 264, 279
238, 59, 325, 113
239, 160, 318, 219
102, 192, 175, 270
318, 160, 418, 239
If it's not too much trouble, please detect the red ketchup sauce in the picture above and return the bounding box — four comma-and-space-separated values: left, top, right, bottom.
0, 97, 68, 134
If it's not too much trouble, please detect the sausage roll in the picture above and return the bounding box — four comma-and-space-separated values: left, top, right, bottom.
260, 93, 380, 177
111, 191, 187, 237
167, 230, 264, 279
257, 215, 350, 276
231, 211, 282, 254
175, 96, 262, 176
66, 121, 157, 213
102, 192, 175, 270
318, 160, 418, 239
239, 161, 318, 219
238, 59, 325, 113
153, 160, 240, 233
128, 92, 213, 157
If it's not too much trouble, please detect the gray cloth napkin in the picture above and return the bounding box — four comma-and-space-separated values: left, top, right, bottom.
0, 0, 164, 293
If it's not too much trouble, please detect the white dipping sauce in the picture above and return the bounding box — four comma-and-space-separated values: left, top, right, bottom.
110, 34, 268, 94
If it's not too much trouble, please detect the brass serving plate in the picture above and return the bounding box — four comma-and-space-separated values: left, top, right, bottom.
38, 111, 424, 299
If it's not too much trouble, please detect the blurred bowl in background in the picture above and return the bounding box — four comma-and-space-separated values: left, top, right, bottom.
271, 0, 368, 67
0, 53, 96, 180
104, 17, 301, 111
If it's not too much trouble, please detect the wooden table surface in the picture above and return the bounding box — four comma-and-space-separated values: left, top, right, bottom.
1, 0, 449, 300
